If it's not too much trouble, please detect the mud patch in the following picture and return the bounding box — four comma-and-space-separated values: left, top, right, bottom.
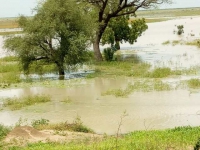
4, 126, 102, 146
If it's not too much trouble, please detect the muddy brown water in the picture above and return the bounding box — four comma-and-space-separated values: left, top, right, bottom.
0, 77, 200, 135
0, 16, 200, 134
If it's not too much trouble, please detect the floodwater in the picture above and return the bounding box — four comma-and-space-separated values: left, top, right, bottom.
0, 77, 200, 134
0, 16, 200, 134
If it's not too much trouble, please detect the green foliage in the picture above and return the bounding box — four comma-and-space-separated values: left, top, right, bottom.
4, 0, 95, 76
3, 95, 51, 110
0, 124, 10, 141
194, 138, 200, 150
102, 16, 148, 49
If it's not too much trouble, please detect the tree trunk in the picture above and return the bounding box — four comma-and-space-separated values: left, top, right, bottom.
115, 39, 120, 50
93, 33, 103, 61
56, 62, 65, 80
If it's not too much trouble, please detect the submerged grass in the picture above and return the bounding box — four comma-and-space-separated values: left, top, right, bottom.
7, 126, 200, 150
102, 80, 171, 97
186, 40, 200, 48
3, 95, 51, 110
187, 78, 200, 89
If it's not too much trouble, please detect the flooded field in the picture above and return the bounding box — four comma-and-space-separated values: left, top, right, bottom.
0, 16, 200, 135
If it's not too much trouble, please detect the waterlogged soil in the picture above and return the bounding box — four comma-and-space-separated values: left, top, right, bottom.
0, 77, 200, 135
0, 16, 200, 135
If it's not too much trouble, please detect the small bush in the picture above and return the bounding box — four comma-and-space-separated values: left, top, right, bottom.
31, 119, 50, 128
194, 138, 200, 150
177, 25, 184, 35
103, 47, 115, 61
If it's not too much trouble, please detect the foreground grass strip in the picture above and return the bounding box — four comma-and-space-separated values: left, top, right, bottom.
102, 80, 171, 97
3, 95, 51, 110
8, 126, 200, 150
0, 124, 10, 141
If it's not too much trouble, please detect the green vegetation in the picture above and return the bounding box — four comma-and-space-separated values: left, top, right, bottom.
82, 0, 170, 61
150, 67, 171, 78
0, 57, 21, 87
0, 124, 10, 141
176, 25, 184, 35
102, 17, 148, 50
3, 95, 51, 110
187, 79, 200, 89
162, 39, 200, 48
4, 0, 94, 78
5, 126, 200, 150
186, 40, 200, 48
31, 117, 94, 133
162, 40, 170, 45
102, 80, 171, 97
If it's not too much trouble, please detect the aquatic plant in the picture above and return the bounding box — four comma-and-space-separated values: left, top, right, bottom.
0, 124, 10, 141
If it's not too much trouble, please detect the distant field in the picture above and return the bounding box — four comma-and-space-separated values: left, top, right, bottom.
136, 7, 200, 18
0, 7, 200, 30
0, 18, 19, 29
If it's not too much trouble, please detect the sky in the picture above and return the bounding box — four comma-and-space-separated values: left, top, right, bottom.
0, 0, 200, 18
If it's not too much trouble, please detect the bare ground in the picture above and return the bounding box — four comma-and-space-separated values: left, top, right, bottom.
4, 126, 103, 147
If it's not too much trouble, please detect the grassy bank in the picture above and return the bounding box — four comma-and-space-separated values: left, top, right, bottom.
4, 126, 200, 150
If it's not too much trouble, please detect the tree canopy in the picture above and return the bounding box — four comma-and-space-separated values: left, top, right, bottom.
4, 0, 95, 78
102, 16, 148, 49
79, 0, 172, 61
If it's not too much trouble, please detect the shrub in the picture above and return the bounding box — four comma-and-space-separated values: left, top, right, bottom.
177, 25, 184, 35
103, 47, 115, 61
31, 119, 50, 128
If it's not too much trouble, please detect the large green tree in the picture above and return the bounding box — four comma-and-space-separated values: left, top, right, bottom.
102, 16, 148, 49
80, 0, 172, 61
4, 0, 94, 79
